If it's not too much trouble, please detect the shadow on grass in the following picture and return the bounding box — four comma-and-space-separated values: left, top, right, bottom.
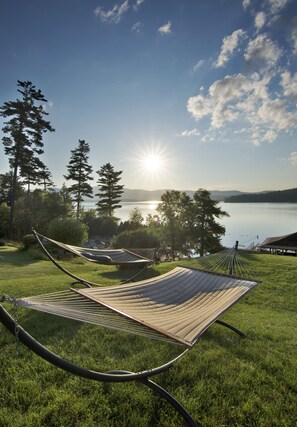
99, 266, 162, 282
0, 247, 40, 267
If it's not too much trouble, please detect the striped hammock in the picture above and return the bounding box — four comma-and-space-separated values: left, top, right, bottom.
15, 265, 258, 347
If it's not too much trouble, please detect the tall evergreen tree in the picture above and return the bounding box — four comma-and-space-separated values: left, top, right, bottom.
64, 139, 93, 219
96, 163, 124, 218
37, 164, 54, 191
19, 156, 53, 193
0, 80, 54, 238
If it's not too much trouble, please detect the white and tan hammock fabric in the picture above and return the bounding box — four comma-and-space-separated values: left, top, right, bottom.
16, 266, 258, 347
34, 233, 153, 265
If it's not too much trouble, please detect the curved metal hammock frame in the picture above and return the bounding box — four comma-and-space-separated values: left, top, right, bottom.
0, 242, 259, 426
32, 229, 154, 287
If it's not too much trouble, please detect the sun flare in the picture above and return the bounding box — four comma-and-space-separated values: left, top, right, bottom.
135, 143, 169, 180
142, 154, 162, 173
130, 139, 173, 187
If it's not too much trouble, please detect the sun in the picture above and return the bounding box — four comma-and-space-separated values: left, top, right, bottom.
138, 146, 167, 179
130, 139, 173, 187
142, 154, 163, 173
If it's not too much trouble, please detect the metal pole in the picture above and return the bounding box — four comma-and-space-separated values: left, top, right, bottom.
229, 240, 239, 275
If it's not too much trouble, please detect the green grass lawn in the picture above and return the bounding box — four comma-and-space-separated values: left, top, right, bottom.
0, 246, 296, 426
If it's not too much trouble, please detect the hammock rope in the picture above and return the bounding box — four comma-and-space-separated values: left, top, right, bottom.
193, 246, 258, 282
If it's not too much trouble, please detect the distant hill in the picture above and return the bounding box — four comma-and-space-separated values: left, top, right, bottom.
225, 188, 297, 203
59, 187, 246, 203
121, 189, 245, 202
63, 186, 296, 203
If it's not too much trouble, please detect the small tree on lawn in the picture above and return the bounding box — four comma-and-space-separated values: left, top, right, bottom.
64, 139, 93, 219
96, 163, 124, 218
189, 188, 229, 256
157, 190, 191, 260
0, 80, 55, 238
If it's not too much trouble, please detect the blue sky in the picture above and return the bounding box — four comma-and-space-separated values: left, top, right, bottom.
1, 0, 297, 192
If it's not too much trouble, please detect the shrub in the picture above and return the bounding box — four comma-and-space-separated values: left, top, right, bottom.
22, 234, 37, 250
82, 211, 118, 238
111, 228, 160, 249
0, 238, 6, 246
26, 248, 48, 260
47, 219, 88, 245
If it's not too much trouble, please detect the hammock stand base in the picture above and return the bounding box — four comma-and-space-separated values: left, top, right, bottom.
0, 305, 246, 427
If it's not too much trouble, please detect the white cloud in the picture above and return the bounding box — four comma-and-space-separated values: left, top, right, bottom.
187, 94, 212, 121
255, 12, 266, 30
234, 127, 248, 134
158, 21, 172, 35
178, 128, 200, 137
187, 70, 297, 144
268, 0, 289, 15
242, 0, 251, 9
256, 99, 297, 130
263, 129, 277, 142
208, 73, 252, 104
193, 59, 205, 72
187, 0, 297, 146
94, 1, 129, 24
131, 21, 143, 32
290, 21, 297, 54
280, 71, 297, 99
289, 151, 297, 165
133, 0, 144, 11
213, 29, 246, 68
244, 34, 282, 71
188, 74, 252, 128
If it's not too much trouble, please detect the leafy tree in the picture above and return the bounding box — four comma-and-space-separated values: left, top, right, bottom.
0, 172, 24, 205
189, 188, 229, 256
0, 203, 10, 238
82, 209, 118, 238
0, 80, 54, 239
64, 139, 93, 219
111, 228, 160, 250
146, 213, 161, 227
118, 207, 144, 233
129, 207, 144, 227
59, 183, 74, 208
14, 189, 73, 238
96, 163, 124, 218
157, 190, 191, 259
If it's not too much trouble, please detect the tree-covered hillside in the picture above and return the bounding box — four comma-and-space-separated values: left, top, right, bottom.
225, 188, 297, 203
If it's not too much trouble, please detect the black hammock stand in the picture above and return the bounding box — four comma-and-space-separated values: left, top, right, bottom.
0, 242, 259, 426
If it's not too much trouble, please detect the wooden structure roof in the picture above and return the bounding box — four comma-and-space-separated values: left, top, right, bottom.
259, 232, 297, 252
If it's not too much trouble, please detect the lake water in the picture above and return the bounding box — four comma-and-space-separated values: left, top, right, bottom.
82, 200, 297, 249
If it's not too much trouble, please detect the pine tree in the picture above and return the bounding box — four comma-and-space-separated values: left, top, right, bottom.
64, 139, 93, 219
96, 163, 124, 218
19, 156, 54, 193
37, 165, 54, 191
0, 81, 54, 238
